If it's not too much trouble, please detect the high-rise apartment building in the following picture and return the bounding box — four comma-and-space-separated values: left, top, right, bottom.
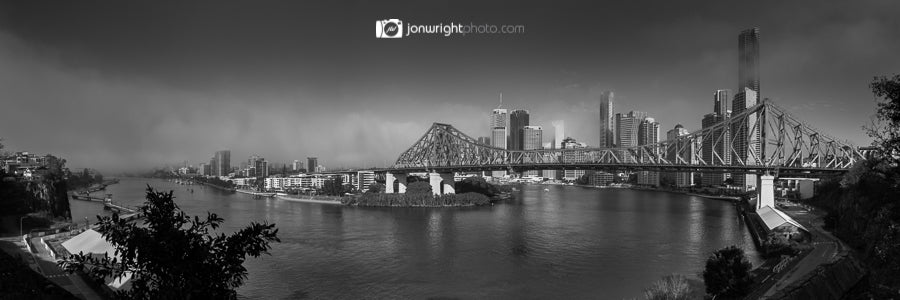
214, 150, 231, 177
599, 91, 615, 147
739, 28, 760, 98
307, 157, 318, 174
508, 109, 530, 150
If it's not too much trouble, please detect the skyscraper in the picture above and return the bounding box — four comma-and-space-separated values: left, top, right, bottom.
739, 28, 760, 98
522, 125, 543, 177
551, 120, 565, 149
307, 157, 318, 174
508, 109, 530, 150
714, 89, 731, 116
214, 150, 231, 177
666, 124, 695, 187
476, 136, 491, 146
616, 111, 646, 162
732, 88, 760, 190
599, 91, 615, 147
490, 108, 509, 178
637, 117, 660, 186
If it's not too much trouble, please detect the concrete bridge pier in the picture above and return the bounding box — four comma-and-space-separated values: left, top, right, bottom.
429, 172, 455, 195
757, 174, 775, 211
385, 172, 408, 194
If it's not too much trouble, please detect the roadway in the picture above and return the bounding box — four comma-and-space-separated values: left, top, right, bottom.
0, 236, 103, 300
757, 202, 844, 299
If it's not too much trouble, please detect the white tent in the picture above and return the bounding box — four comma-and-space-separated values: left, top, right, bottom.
61, 229, 118, 259
61, 229, 132, 289
757, 206, 808, 233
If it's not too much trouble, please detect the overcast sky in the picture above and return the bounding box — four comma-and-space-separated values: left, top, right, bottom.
1, 0, 898, 172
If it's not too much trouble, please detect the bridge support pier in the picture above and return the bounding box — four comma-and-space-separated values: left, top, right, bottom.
385, 172, 408, 194
429, 172, 455, 195
757, 174, 775, 211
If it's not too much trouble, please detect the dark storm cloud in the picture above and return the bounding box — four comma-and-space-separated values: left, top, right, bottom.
0, 0, 898, 172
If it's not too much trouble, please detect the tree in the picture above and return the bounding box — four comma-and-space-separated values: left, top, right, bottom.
454, 177, 498, 197
703, 245, 753, 298
406, 181, 432, 195
59, 186, 280, 299
868, 74, 900, 163
366, 183, 385, 194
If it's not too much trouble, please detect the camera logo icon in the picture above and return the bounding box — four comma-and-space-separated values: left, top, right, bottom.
376, 19, 403, 38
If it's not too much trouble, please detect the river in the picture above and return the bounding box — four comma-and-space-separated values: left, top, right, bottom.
69, 177, 761, 299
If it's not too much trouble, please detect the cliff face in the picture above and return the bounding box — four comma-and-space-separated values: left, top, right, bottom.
0, 175, 71, 220
25, 175, 71, 219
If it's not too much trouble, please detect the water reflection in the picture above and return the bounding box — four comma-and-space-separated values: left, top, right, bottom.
93, 178, 761, 299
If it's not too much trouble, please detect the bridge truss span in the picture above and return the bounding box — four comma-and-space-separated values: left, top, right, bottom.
391, 100, 872, 176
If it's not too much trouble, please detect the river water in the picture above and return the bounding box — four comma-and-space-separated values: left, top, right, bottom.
70, 177, 760, 299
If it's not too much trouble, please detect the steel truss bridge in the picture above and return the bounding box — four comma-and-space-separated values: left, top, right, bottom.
388, 100, 873, 178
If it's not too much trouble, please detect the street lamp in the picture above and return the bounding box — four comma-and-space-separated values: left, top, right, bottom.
19, 216, 25, 237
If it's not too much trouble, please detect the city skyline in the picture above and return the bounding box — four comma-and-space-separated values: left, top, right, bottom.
1, 1, 898, 172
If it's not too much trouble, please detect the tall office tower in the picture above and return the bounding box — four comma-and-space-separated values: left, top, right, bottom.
616, 111, 646, 162
561, 137, 587, 181
732, 88, 760, 190
491, 108, 509, 128
714, 89, 731, 116
490, 107, 510, 178
548, 120, 565, 179
477, 136, 491, 146
292, 160, 300, 171
637, 117, 660, 186
665, 125, 695, 187
522, 126, 543, 177
209, 157, 216, 176
508, 109, 530, 150
307, 157, 318, 174
214, 150, 231, 177
739, 28, 761, 98
599, 91, 615, 147
490, 127, 508, 178
199, 163, 208, 176
551, 120, 565, 149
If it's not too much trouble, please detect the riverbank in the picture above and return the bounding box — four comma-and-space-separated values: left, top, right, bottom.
236, 189, 275, 197
69, 178, 119, 194
196, 181, 236, 192
342, 192, 492, 207
275, 195, 342, 205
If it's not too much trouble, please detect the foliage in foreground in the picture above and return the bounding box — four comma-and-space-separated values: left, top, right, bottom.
702, 245, 753, 299
342, 192, 491, 207
642, 274, 695, 300
804, 74, 900, 292
59, 186, 280, 299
